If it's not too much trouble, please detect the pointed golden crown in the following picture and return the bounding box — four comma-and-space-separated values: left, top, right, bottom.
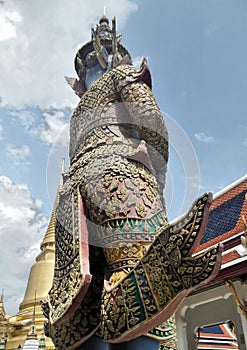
74, 13, 131, 79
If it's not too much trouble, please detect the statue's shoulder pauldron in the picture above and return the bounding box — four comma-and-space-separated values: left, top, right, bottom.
114, 58, 152, 91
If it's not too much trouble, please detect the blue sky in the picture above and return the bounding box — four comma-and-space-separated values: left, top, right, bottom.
0, 0, 246, 315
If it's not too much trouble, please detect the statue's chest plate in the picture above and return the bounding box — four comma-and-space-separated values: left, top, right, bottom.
69, 64, 140, 161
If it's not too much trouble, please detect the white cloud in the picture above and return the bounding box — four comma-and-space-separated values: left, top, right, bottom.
0, 7, 22, 41
194, 132, 215, 143
0, 0, 138, 108
10, 106, 70, 146
0, 176, 48, 314
10, 108, 36, 130
6, 144, 31, 165
243, 139, 247, 147
34, 108, 69, 146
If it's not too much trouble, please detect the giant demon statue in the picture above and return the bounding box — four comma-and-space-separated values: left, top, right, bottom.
42, 14, 222, 350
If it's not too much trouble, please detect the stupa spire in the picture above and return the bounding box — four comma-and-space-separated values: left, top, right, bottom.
22, 293, 39, 350
0, 290, 6, 318
40, 157, 65, 251
0, 335, 6, 350
38, 333, 46, 349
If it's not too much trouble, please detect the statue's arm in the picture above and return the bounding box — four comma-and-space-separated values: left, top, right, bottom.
120, 81, 168, 159
120, 79, 169, 175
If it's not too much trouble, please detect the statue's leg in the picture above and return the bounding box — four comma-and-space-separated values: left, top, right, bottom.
77, 336, 108, 350
109, 336, 160, 350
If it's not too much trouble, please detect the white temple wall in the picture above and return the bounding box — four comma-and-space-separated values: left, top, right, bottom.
175, 281, 247, 350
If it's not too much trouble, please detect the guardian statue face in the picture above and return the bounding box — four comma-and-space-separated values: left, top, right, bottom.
72, 16, 131, 94
84, 51, 107, 89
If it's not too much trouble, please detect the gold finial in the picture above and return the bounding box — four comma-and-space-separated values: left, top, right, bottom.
242, 216, 247, 247
241, 193, 247, 247
99, 7, 109, 25
226, 280, 247, 320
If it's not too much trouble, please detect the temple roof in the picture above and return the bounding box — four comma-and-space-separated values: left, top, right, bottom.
196, 323, 239, 349
201, 174, 247, 247
196, 174, 247, 284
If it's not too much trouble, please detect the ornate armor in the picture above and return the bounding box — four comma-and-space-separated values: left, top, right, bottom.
42, 14, 222, 350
